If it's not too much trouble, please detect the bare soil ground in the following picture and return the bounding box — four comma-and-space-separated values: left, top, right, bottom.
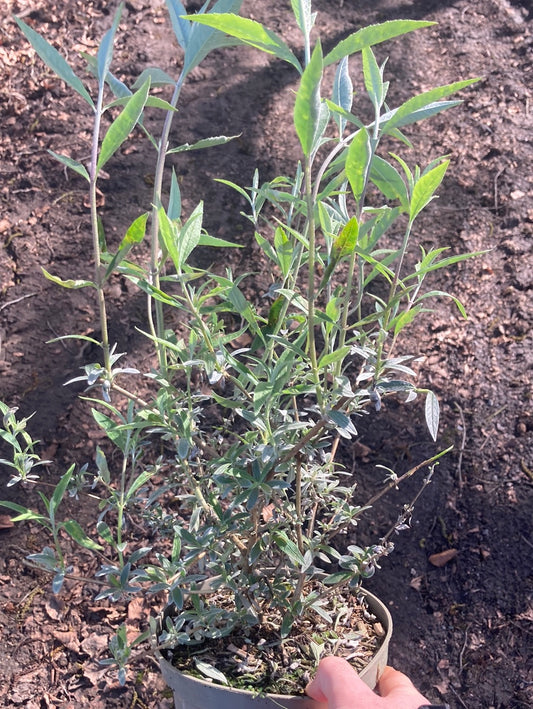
0, 0, 532, 707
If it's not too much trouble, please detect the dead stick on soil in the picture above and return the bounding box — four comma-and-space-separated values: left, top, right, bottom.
448, 683, 469, 709
454, 402, 467, 487
458, 622, 471, 673
493, 167, 505, 212
0, 291, 38, 312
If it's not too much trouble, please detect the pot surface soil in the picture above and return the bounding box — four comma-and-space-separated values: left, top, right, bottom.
156, 590, 392, 708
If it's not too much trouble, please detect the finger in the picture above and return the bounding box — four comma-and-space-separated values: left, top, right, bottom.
378, 666, 428, 705
306, 656, 379, 708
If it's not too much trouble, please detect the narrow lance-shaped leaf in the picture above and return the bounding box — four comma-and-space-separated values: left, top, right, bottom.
0, 500, 48, 524
274, 225, 293, 277
15, 17, 95, 107
48, 150, 90, 182
319, 216, 359, 289
168, 168, 181, 221
404, 250, 486, 281
226, 284, 264, 339
294, 40, 323, 157
158, 207, 181, 271
177, 201, 204, 266
334, 216, 359, 259
41, 268, 95, 290
414, 289, 468, 319
132, 67, 176, 89
49, 467, 75, 521
165, 0, 190, 49
180, 0, 244, 78
97, 78, 151, 173
291, 0, 315, 37
332, 56, 353, 135
362, 46, 386, 111
186, 13, 302, 72
324, 20, 435, 66
425, 390, 440, 442
167, 134, 240, 155
410, 159, 449, 221
105, 212, 148, 279
370, 155, 409, 210
63, 519, 104, 551
380, 79, 480, 132
97, 4, 123, 82
346, 126, 372, 204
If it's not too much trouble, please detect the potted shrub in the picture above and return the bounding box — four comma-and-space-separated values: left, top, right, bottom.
0, 0, 479, 704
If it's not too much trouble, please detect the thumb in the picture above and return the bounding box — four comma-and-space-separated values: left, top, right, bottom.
377, 666, 429, 706
306, 656, 379, 708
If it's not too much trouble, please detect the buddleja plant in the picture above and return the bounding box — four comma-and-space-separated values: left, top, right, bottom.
1, 0, 479, 691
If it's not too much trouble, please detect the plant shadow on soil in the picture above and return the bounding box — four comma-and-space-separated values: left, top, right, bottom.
0, 0, 532, 707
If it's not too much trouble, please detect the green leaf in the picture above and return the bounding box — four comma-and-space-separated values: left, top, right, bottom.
414, 289, 468, 319
92, 410, 127, 450
15, 16, 94, 107
324, 99, 364, 130
327, 409, 357, 437
167, 134, 239, 155
166, 0, 190, 49
274, 226, 293, 277
126, 469, 156, 500
50, 467, 74, 520
331, 56, 353, 135
226, 284, 263, 339
0, 500, 47, 524
194, 659, 228, 685
273, 531, 306, 567
105, 213, 148, 279
291, 0, 315, 37
97, 4, 122, 82
391, 305, 425, 337
346, 127, 372, 204
47, 151, 90, 181
198, 234, 241, 249
280, 611, 295, 638
63, 519, 104, 550
97, 520, 114, 546
294, 40, 323, 157
323, 571, 353, 585
317, 346, 351, 369
334, 216, 359, 259
253, 381, 272, 413
132, 66, 176, 89
255, 232, 277, 263
97, 78, 150, 172
370, 156, 409, 210
158, 207, 181, 271
425, 390, 440, 442
41, 268, 95, 290
324, 20, 435, 66
362, 46, 385, 110
168, 168, 182, 221
179, 201, 204, 266
169, 0, 244, 77
382, 100, 463, 133
377, 379, 415, 393
268, 296, 285, 330
405, 250, 486, 281
186, 13, 301, 72
410, 160, 449, 221
381, 79, 479, 132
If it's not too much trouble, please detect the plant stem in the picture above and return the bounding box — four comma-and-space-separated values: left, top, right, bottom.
148, 74, 186, 373
90, 81, 111, 376
304, 157, 323, 410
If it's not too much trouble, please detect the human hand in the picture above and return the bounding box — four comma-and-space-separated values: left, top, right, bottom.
306, 656, 430, 708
